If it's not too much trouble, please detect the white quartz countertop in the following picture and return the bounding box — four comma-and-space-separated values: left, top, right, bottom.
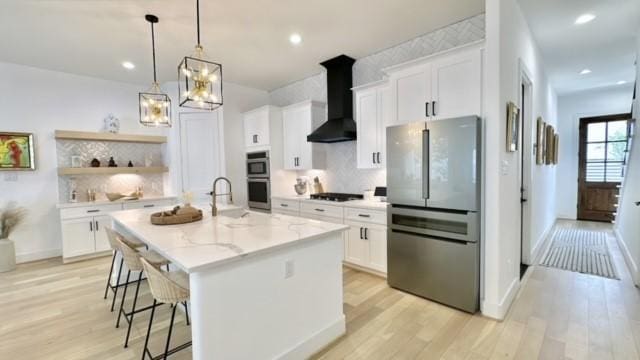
110, 206, 348, 273
57, 195, 177, 209
271, 195, 388, 211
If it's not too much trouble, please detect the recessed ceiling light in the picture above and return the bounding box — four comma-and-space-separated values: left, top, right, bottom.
580, 69, 592, 75
122, 61, 135, 70
289, 33, 302, 45
575, 13, 596, 25
617, 80, 627, 85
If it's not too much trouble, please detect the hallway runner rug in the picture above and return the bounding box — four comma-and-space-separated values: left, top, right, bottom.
540, 228, 619, 279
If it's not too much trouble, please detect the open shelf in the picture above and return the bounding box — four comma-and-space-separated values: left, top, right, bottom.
57, 166, 168, 176
54, 130, 167, 144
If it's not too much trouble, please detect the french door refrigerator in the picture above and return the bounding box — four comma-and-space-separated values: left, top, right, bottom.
386, 115, 481, 313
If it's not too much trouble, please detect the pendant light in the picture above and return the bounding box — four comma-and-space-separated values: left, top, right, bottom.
178, 0, 223, 111
139, 14, 171, 127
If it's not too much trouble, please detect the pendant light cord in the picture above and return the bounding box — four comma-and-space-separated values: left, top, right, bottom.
151, 21, 157, 83
196, 0, 201, 46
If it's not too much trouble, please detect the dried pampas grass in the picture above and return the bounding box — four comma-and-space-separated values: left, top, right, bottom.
0, 202, 27, 239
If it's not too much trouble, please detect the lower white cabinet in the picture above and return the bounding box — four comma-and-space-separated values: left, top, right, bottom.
344, 220, 387, 273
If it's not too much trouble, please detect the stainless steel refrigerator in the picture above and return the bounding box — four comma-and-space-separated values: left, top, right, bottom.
386, 115, 481, 313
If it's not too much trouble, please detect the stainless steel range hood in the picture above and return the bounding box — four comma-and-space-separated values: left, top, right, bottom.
307, 55, 357, 143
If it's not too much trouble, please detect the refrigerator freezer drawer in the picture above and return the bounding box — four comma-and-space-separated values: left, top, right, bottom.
387, 229, 479, 313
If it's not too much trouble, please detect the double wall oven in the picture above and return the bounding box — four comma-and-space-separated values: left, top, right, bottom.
247, 151, 271, 210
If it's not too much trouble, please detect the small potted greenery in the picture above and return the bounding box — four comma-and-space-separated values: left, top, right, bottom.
0, 203, 26, 272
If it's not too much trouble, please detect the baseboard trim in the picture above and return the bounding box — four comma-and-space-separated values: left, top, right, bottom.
531, 219, 557, 265
481, 276, 520, 320
276, 315, 346, 360
16, 249, 62, 264
614, 228, 640, 285
343, 262, 387, 279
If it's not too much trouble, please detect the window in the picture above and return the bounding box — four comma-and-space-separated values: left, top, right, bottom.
584, 119, 629, 183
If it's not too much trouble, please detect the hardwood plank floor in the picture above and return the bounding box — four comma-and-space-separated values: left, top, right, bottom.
1, 220, 638, 359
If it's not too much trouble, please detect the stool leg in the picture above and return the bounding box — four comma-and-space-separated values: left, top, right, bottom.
124, 271, 144, 348
163, 304, 178, 360
183, 302, 190, 326
141, 300, 157, 360
103, 251, 116, 299
111, 258, 124, 312
116, 270, 131, 328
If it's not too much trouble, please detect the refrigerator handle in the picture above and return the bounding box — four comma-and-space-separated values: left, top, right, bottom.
422, 129, 430, 199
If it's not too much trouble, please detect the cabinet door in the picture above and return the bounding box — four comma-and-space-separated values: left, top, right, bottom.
366, 225, 387, 273
244, 112, 259, 147
282, 107, 302, 170
61, 218, 95, 258
377, 86, 391, 167
244, 109, 270, 147
390, 65, 430, 126
296, 106, 313, 170
356, 88, 380, 169
430, 49, 481, 120
345, 224, 369, 266
93, 215, 113, 252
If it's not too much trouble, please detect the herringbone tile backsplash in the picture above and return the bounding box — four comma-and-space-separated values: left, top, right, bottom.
269, 14, 485, 194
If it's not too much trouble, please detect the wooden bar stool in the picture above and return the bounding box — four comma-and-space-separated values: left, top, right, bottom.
104, 226, 146, 312
114, 236, 171, 348
140, 257, 191, 360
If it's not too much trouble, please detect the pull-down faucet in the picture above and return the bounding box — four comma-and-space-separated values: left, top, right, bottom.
209, 177, 233, 216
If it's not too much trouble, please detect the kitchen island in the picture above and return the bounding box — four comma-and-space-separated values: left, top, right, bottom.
111, 207, 348, 360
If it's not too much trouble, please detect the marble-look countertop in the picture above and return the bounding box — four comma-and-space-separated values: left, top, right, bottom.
111, 206, 348, 273
57, 195, 177, 209
271, 195, 388, 211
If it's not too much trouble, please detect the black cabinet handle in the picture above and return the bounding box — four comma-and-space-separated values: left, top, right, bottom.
372, 152, 376, 164
143, 204, 155, 208
358, 214, 370, 218
314, 208, 325, 212
281, 203, 289, 207
95, 221, 99, 231
253, 134, 257, 143
87, 209, 99, 213
425, 102, 430, 117
635, 201, 640, 206
432, 101, 437, 116
364, 228, 368, 240
89, 221, 93, 232
360, 227, 363, 239
376, 152, 380, 164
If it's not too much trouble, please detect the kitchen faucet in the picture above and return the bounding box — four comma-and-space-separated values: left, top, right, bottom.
209, 177, 233, 216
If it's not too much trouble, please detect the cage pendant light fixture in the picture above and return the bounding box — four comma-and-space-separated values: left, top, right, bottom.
139, 14, 171, 127
178, 0, 223, 110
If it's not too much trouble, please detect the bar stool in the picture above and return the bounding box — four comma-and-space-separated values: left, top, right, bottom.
114, 236, 171, 348
140, 257, 192, 360
104, 226, 146, 312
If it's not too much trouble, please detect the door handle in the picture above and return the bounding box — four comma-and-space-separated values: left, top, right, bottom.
376, 152, 380, 164
255, 134, 258, 143
89, 221, 93, 232
373, 152, 376, 164
314, 208, 325, 212
360, 227, 363, 239
432, 101, 437, 116
364, 228, 368, 240
95, 220, 99, 231
425, 102, 430, 117
358, 214, 371, 218
422, 129, 430, 199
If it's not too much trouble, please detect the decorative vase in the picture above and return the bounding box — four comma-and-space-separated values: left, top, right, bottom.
0, 238, 17, 273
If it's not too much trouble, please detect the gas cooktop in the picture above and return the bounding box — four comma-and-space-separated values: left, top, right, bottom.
309, 193, 364, 202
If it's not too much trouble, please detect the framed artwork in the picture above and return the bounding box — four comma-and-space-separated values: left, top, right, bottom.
553, 134, 559, 164
506, 102, 520, 152
0, 132, 35, 171
545, 124, 554, 165
536, 117, 545, 165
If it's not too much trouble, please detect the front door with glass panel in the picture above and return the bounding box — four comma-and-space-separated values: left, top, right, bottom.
578, 114, 631, 222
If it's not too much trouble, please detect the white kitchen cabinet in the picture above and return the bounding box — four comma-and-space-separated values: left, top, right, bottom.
243, 106, 278, 148
354, 82, 390, 168
93, 215, 112, 252
282, 100, 326, 170
344, 220, 387, 273
386, 43, 482, 126
61, 218, 96, 258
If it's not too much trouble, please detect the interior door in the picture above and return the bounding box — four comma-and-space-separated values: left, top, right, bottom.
578, 114, 630, 222
180, 111, 223, 203
356, 88, 379, 168
426, 116, 480, 211
386, 121, 427, 207
430, 49, 482, 120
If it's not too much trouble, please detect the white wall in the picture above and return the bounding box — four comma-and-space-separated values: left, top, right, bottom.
0, 62, 164, 262
614, 30, 640, 284
483, 0, 558, 319
556, 85, 635, 219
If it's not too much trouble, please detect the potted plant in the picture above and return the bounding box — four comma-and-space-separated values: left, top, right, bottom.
0, 203, 26, 272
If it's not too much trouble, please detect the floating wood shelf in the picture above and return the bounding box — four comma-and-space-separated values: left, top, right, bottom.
54, 130, 167, 144
57, 166, 168, 176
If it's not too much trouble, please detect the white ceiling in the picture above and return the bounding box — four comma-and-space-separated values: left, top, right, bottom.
517, 0, 640, 95
0, 0, 484, 91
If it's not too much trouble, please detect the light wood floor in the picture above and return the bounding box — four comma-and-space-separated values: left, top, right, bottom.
1, 220, 639, 359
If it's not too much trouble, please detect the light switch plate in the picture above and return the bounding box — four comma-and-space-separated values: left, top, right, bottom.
284, 260, 295, 279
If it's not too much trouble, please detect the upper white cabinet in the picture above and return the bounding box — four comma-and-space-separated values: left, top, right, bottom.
243, 106, 280, 148
281, 101, 326, 170
386, 44, 482, 126
354, 82, 390, 169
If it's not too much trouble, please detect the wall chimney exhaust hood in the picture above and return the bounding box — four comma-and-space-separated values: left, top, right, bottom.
307, 55, 357, 143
